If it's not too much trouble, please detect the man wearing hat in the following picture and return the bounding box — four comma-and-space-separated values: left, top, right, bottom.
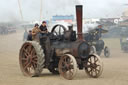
32, 23, 41, 41
39, 21, 48, 34
95, 24, 103, 40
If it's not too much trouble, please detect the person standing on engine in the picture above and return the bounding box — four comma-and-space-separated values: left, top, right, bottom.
39, 21, 49, 66
32, 23, 41, 41
39, 21, 48, 34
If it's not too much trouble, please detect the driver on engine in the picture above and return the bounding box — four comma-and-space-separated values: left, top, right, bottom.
39, 21, 48, 34
95, 24, 103, 40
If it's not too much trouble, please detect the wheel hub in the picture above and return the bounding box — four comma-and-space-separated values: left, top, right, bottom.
90, 63, 97, 69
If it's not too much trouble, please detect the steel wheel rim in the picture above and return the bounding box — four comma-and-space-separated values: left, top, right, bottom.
85, 54, 103, 78
19, 43, 38, 76
59, 54, 77, 80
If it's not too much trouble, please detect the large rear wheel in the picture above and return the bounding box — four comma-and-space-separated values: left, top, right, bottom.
19, 41, 45, 77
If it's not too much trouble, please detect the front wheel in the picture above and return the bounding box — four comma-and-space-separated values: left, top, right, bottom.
58, 54, 77, 80
85, 54, 103, 78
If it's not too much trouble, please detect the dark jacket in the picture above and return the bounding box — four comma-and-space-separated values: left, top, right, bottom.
27, 33, 32, 41
96, 28, 102, 38
39, 25, 47, 31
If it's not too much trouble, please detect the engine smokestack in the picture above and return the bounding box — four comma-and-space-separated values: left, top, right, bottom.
76, 5, 83, 40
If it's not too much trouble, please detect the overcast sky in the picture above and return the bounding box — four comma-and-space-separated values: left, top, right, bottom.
0, 0, 128, 22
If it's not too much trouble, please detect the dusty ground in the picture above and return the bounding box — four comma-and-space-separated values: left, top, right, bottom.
0, 30, 128, 85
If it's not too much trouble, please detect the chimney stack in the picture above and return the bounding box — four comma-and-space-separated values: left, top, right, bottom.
76, 5, 83, 40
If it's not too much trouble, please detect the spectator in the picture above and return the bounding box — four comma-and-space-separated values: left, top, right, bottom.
27, 30, 32, 41
23, 28, 28, 41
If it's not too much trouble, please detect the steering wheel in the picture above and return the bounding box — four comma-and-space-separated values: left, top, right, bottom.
51, 24, 67, 37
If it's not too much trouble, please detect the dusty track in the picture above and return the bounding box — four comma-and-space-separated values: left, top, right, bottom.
0, 30, 128, 85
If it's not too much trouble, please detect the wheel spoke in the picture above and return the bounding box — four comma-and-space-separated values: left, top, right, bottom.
90, 70, 93, 75
88, 60, 92, 64
33, 58, 37, 61
96, 64, 100, 67
65, 62, 69, 68
24, 53, 28, 58
32, 56, 37, 59
94, 57, 98, 63
31, 48, 35, 55
54, 31, 58, 36
69, 69, 73, 76
24, 63, 30, 70
90, 57, 92, 63
95, 68, 100, 73
86, 64, 91, 68
63, 57, 69, 67
88, 68, 93, 72
28, 45, 32, 53
32, 62, 37, 69
61, 66, 67, 73
59, 26, 61, 35
23, 48, 29, 56
22, 58, 27, 61
32, 60, 37, 64
92, 69, 97, 76
24, 60, 28, 66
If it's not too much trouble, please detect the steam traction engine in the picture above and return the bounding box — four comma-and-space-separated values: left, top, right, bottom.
19, 5, 103, 80
84, 28, 110, 57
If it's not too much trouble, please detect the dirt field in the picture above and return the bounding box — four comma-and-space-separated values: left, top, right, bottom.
0, 30, 128, 85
